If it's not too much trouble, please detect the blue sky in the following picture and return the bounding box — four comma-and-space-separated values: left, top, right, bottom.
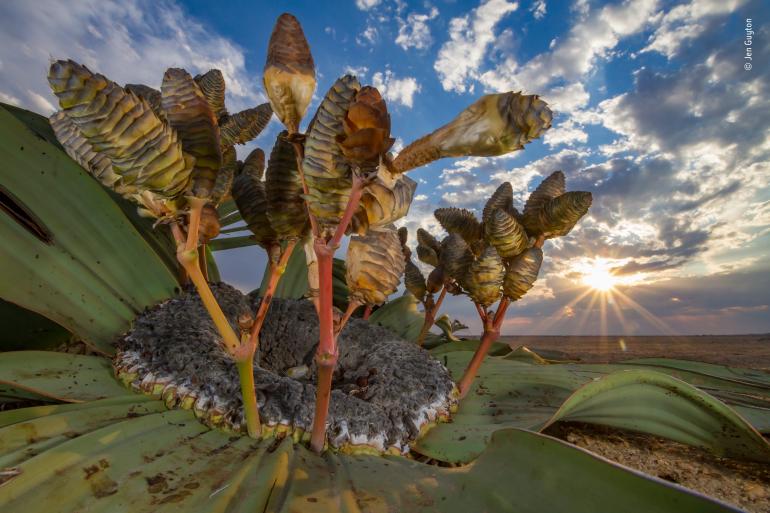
1, 0, 768, 335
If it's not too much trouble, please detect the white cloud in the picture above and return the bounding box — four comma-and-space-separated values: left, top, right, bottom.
0, 0, 265, 117
479, 0, 659, 93
396, 7, 439, 51
0, 90, 21, 106
357, 25, 378, 46
542, 82, 590, 113
642, 0, 747, 58
543, 120, 588, 147
355, 0, 382, 10
343, 65, 369, 80
372, 70, 421, 108
434, 0, 519, 93
26, 90, 56, 114
531, 0, 547, 19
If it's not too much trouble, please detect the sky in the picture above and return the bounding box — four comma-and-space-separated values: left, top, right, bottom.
0, 0, 768, 336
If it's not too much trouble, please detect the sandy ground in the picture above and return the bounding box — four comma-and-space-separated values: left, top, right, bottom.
547, 422, 770, 513
499, 334, 770, 370
500, 335, 770, 512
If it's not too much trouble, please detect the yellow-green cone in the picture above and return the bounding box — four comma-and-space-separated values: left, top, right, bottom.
503, 247, 543, 300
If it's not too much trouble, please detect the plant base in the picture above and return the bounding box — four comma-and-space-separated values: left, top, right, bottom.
115, 283, 458, 454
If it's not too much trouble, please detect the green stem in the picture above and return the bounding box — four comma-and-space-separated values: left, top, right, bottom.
236, 358, 261, 437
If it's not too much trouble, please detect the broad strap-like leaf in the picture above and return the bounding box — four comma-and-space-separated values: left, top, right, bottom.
541, 369, 770, 462
367, 294, 425, 342
0, 400, 739, 513
0, 351, 129, 402
0, 105, 179, 353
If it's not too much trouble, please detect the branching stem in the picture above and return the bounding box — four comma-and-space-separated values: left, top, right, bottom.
248, 239, 298, 349
337, 299, 362, 336
308, 174, 366, 453
175, 198, 261, 437
416, 286, 447, 346
457, 297, 511, 398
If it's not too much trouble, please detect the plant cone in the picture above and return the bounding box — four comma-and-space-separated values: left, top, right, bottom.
393, 92, 552, 173
263, 13, 316, 133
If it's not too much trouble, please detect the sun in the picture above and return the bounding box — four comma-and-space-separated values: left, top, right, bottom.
582, 264, 617, 291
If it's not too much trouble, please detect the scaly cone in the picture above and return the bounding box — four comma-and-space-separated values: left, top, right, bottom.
194, 69, 227, 119
464, 246, 505, 309
302, 75, 361, 238
263, 13, 316, 134
47, 59, 193, 200
345, 227, 405, 308
393, 92, 552, 173
161, 67, 222, 201
350, 164, 417, 235
336, 86, 395, 166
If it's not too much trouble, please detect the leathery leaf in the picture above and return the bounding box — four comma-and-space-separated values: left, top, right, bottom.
0, 405, 738, 513
0, 105, 179, 354
416, 348, 770, 464
541, 369, 770, 462
0, 352, 129, 402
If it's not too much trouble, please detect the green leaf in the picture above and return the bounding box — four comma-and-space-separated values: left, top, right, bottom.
0, 402, 739, 513
417, 351, 770, 463
415, 353, 581, 462
367, 294, 425, 342
621, 358, 770, 389
258, 242, 308, 299
0, 351, 129, 402
0, 396, 164, 468
203, 244, 221, 282
540, 369, 770, 462
0, 299, 71, 351
332, 257, 349, 310
106, 188, 180, 277
0, 105, 179, 354
209, 235, 256, 251
429, 338, 512, 357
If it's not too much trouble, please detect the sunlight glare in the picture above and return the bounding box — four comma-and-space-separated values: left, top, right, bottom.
582, 262, 616, 291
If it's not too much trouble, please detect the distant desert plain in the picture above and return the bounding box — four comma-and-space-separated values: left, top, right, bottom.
498, 334, 770, 371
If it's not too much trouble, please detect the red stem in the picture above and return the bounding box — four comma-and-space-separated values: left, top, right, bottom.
457, 298, 511, 398
248, 240, 298, 349
362, 304, 372, 320
475, 302, 488, 323
329, 174, 365, 249
416, 286, 447, 346
308, 176, 366, 453
336, 300, 362, 336
309, 240, 337, 453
